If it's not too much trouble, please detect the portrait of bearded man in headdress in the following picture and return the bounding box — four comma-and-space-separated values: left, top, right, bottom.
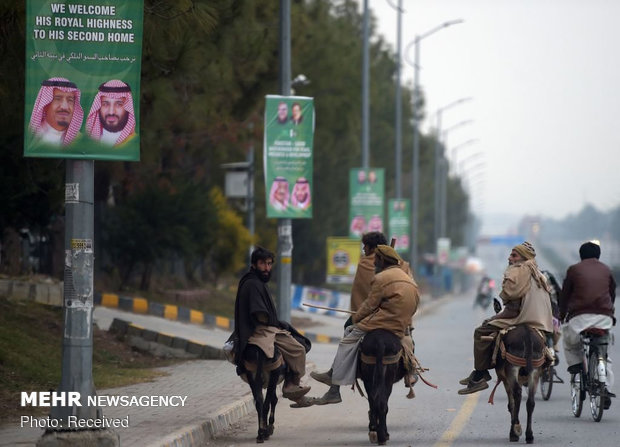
86, 79, 136, 146
269, 177, 290, 211
29, 77, 83, 146
291, 177, 311, 210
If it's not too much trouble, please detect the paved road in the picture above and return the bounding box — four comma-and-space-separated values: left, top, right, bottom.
204, 245, 620, 447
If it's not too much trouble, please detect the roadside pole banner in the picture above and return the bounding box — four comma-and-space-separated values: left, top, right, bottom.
348, 168, 385, 239
326, 237, 361, 284
24, 0, 144, 161
263, 95, 315, 219
388, 198, 410, 254
437, 237, 451, 266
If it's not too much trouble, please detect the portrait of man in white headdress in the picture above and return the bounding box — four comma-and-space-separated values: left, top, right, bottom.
29, 77, 83, 146
269, 177, 290, 211
86, 79, 136, 146
291, 177, 311, 210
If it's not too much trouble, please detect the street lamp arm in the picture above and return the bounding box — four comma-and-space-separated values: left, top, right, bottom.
442, 119, 474, 137
451, 138, 479, 152
386, 0, 406, 13
418, 19, 464, 42
439, 96, 473, 115
404, 19, 464, 65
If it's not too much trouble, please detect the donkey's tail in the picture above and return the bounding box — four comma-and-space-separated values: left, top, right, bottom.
524, 326, 534, 375
371, 340, 387, 401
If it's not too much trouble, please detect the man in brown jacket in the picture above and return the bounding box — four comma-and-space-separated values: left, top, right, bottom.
458, 241, 554, 395
308, 245, 419, 404
559, 241, 616, 379
350, 232, 388, 312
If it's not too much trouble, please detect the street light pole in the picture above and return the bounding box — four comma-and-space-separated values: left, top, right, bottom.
362, 0, 369, 170
277, 0, 292, 322
450, 138, 479, 176
394, 0, 403, 198
405, 19, 463, 268
433, 96, 473, 242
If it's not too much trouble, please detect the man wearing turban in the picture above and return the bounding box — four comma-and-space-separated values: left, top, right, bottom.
458, 241, 554, 394
86, 80, 136, 146
559, 241, 616, 406
29, 77, 83, 146
306, 245, 419, 405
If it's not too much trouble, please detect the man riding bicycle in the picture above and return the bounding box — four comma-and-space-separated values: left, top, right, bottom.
559, 241, 616, 404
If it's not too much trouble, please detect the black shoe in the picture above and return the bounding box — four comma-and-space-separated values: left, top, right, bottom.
459, 370, 491, 385
553, 354, 560, 366
603, 396, 612, 410
457, 378, 489, 395
567, 364, 582, 374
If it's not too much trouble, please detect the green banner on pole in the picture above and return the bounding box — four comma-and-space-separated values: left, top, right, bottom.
24, 0, 144, 161
388, 198, 410, 254
349, 168, 385, 238
263, 95, 315, 219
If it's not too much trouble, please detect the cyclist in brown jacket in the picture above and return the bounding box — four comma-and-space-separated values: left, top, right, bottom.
559, 241, 616, 377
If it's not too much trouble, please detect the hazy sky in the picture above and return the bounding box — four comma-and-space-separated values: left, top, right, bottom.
368, 0, 620, 233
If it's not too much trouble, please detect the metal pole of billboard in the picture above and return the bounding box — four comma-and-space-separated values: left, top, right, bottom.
362, 0, 370, 170
43, 160, 118, 445
247, 132, 255, 264
387, 0, 404, 198
277, 0, 292, 322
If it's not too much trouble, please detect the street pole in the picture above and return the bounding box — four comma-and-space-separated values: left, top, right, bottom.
277, 0, 292, 322
394, 0, 403, 198
54, 160, 97, 422
411, 38, 420, 266
440, 156, 448, 238
450, 138, 479, 176
247, 129, 255, 264
45, 160, 118, 444
433, 110, 443, 248
405, 19, 463, 270
362, 0, 369, 170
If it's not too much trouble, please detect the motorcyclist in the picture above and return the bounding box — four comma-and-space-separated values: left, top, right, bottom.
474, 274, 494, 309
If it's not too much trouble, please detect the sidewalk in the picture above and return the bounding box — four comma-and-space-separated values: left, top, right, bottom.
0, 293, 450, 446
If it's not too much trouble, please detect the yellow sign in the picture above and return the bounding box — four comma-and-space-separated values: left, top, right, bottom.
326, 237, 361, 284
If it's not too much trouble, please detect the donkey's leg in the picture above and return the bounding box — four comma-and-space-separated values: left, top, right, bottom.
265, 368, 282, 437
363, 373, 379, 444
510, 378, 523, 442
502, 368, 520, 442
525, 373, 538, 444
248, 370, 267, 443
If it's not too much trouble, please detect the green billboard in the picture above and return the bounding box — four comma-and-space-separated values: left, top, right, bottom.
24, 0, 144, 160
349, 168, 385, 238
263, 95, 315, 218
388, 198, 410, 254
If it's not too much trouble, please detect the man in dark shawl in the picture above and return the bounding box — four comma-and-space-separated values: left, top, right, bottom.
234, 246, 311, 400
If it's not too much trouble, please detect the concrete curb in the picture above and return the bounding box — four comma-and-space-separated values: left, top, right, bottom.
109, 318, 227, 360
96, 292, 341, 344
152, 395, 255, 447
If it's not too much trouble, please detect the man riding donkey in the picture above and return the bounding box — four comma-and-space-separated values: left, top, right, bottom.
233, 247, 312, 404
300, 243, 420, 406
458, 241, 554, 394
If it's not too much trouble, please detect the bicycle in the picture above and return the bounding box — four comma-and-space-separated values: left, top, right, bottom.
539, 353, 564, 401
570, 328, 610, 422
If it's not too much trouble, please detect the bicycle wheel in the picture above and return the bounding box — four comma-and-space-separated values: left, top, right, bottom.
571, 372, 583, 417
589, 350, 605, 422
540, 365, 553, 400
